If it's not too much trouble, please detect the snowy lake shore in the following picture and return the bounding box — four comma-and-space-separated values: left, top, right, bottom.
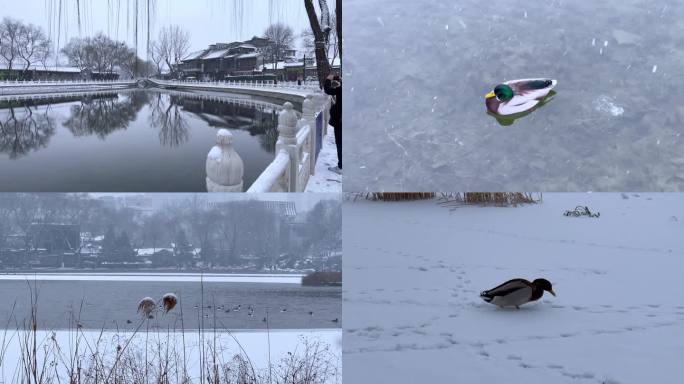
0, 272, 304, 284
343, 193, 684, 383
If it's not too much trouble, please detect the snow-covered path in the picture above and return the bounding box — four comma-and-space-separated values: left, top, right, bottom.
305, 128, 342, 192
343, 194, 684, 383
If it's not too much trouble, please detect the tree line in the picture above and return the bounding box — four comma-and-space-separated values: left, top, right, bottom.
0, 194, 341, 270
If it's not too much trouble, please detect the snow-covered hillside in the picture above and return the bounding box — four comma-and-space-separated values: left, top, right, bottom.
343, 193, 684, 383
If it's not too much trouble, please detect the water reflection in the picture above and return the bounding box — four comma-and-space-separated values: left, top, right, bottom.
63, 92, 149, 139
487, 91, 557, 126
0, 103, 55, 159
176, 95, 280, 152
149, 93, 191, 147
0, 90, 281, 191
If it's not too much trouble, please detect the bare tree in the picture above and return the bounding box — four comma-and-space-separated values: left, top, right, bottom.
0, 18, 22, 76
263, 22, 295, 72
62, 38, 90, 73
62, 34, 139, 78
304, 0, 332, 86
157, 25, 190, 75
150, 40, 164, 76
336, 0, 342, 58
303, 12, 338, 62
17, 23, 51, 74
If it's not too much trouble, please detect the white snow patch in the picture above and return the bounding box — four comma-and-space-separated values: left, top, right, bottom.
344, 193, 684, 384
305, 128, 342, 193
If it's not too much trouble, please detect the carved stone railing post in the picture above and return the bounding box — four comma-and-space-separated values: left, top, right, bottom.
276, 102, 299, 192
206, 129, 244, 192
323, 94, 332, 136
314, 90, 329, 136
303, 94, 317, 176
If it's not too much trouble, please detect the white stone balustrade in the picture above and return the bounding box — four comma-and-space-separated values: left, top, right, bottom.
205, 129, 244, 192
247, 93, 330, 193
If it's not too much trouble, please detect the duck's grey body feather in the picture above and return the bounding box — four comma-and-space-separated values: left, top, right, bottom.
480, 278, 553, 308
489, 286, 533, 307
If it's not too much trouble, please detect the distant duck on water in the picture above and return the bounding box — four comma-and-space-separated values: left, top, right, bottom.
480, 278, 556, 309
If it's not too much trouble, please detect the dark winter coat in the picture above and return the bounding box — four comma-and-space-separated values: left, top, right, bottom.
324, 78, 342, 127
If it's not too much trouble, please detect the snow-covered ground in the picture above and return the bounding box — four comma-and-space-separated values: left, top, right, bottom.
343, 193, 684, 383
306, 128, 342, 193
0, 328, 341, 383
0, 273, 303, 284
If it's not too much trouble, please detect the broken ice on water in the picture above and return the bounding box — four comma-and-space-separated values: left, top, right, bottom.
593, 95, 625, 116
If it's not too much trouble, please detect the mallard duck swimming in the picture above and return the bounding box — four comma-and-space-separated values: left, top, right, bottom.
485, 79, 557, 116
480, 278, 556, 309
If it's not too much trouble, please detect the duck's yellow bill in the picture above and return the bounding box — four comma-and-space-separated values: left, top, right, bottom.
485, 91, 496, 99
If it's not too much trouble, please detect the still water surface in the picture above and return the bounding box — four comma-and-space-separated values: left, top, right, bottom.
0, 90, 282, 191
0, 279, 341, 330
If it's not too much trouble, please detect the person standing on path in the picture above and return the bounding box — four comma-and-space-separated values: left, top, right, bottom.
324, 73, 342, 174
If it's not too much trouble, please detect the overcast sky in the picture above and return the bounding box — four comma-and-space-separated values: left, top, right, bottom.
2, 0, 311, 62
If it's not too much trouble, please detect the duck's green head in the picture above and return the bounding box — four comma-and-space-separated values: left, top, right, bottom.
492, 84, 514, 102
486, 84, 514, 102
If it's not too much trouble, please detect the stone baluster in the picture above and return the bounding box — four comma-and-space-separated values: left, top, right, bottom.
323, 92, 332, 136
276, 102, 300, 192
303, 94, 318, 176
205, 129, 244, 192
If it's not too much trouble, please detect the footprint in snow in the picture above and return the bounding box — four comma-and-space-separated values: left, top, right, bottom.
507, 355, 522, 361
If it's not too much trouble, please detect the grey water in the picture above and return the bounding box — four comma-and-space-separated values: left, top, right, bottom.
345, 0, 684, 191
0, 90, 281, 191
0, 280, 341, 330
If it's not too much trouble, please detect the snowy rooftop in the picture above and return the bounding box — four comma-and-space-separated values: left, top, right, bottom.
182, 50, 207, 61
260, 61, 287, 70
308, 57, 341, 68
237, 52, 260, 59
202, 49, 231, 60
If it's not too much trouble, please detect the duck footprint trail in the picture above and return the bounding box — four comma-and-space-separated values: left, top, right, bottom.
346, 302, 683, 384
346, 303, 682, 353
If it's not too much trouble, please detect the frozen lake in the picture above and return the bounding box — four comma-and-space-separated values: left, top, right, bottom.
345, 0, 684, 191
343, 193, 684, 383
0, 89, 284, 191
0, 278, 341, 330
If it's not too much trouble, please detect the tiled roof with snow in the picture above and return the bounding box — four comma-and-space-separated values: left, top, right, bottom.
260, 61, 287, 70
308, 57, 341, 68
237, 52, 260, 59
182, 50, 207, 61
202, 49, 231, 60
